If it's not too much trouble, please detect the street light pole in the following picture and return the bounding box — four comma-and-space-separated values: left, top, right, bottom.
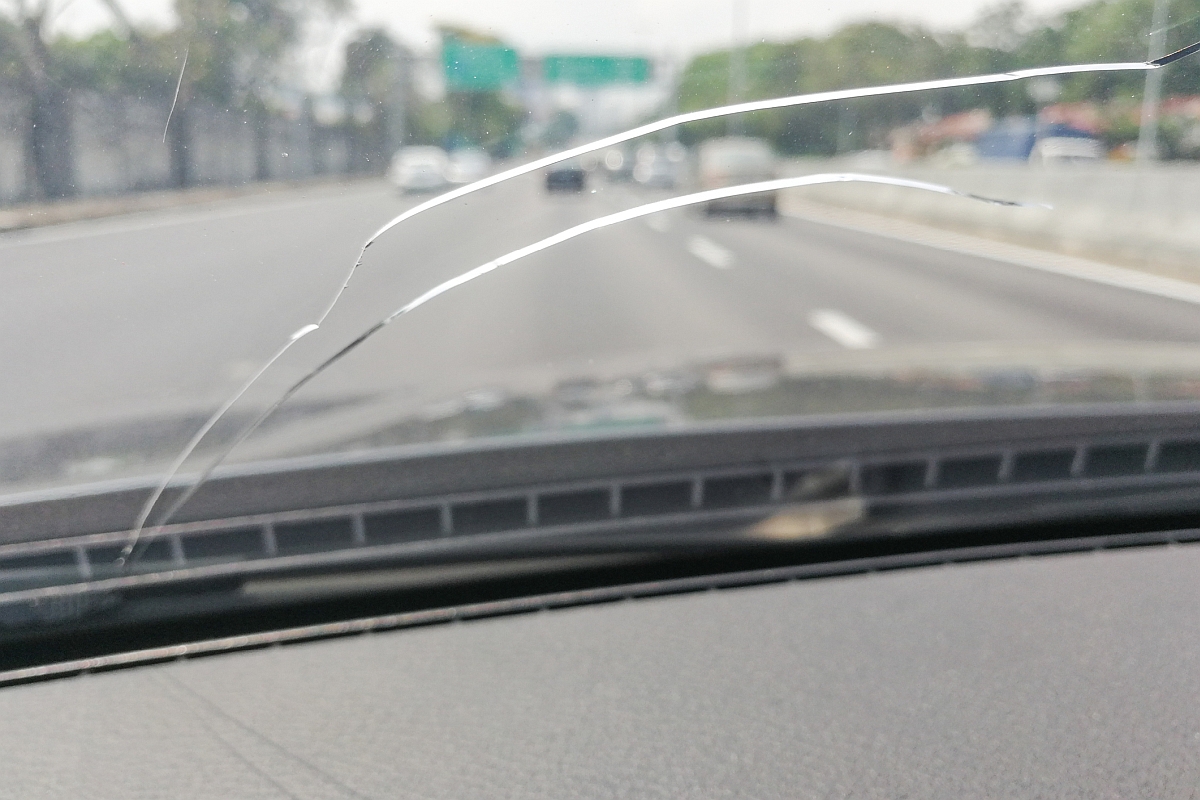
1136, 0, 1171, 163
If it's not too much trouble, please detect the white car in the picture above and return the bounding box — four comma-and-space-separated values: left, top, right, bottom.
445, 148, 492, 184
389, 146, 449, 193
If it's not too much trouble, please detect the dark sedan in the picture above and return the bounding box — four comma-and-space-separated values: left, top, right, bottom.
545, 160, 587, 192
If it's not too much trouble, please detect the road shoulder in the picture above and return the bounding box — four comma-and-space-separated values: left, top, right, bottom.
0, 175, 372, 233
780, 196, 1200, 306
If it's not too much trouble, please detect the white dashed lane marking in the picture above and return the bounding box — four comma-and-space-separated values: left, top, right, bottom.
808, 309, 880, 349
687, 235, 734, 269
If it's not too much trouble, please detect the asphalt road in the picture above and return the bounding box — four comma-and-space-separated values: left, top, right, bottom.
4, 174, 1200, 487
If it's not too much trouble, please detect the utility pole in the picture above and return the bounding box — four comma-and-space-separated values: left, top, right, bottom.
1136, 0, 1171, 163
727, 0, 747, 135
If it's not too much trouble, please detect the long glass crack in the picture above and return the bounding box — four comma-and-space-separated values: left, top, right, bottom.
162, 47, 188, 143
118, 44, 1200, 566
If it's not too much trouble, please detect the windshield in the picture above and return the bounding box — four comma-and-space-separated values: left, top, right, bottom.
3, 0, 1200, 537
699, 138, 775, 172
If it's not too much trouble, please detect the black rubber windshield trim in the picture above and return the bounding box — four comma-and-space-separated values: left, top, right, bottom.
2, 526, 1196, 689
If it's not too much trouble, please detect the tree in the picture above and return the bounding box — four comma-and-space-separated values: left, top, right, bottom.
542, 109, 579, 148
1, 0, 77, 198
163, 0, 345, 186
675, 0, 1200, 158
677, 25, 970, 155
1, 0, 347, 196
340, 27, 409, 170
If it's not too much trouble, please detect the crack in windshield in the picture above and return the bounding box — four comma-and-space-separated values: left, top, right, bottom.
161, 48, 188, 144
118, 45, 1200, 567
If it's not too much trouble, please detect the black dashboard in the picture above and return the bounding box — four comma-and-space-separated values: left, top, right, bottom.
2, 540, 1197, 797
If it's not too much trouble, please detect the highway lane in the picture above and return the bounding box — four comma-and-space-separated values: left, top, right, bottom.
224, 177, 1200, 460
689, 205, 1200, 345
0, 177, 578, 438
0, 182, 396, 437
312, 178, 1200, 391
4, 175, 1200, 489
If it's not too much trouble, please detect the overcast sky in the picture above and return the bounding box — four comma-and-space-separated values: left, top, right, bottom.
55, 0, 1092, 57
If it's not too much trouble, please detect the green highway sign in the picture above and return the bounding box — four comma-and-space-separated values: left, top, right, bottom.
542, 55, 653, 86
442, 38, 520, 90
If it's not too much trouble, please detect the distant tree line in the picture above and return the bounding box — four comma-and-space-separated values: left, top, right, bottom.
11, 0, 1193, 202
0, 4, 528, 201
0, 0, 375, 200
676, 0, 1200, 155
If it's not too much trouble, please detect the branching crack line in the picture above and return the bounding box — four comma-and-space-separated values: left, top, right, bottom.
120, 46, 1200, 565
119, 324, 317, 563
127, 173, 1031, 556
162, 47, 188, 144
1148, 12, 1200, 40
1153, 37, 1200, 65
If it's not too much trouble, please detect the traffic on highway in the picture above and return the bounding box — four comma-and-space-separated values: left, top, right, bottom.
8, 121, 1200, 496
4, 1, 1200, 795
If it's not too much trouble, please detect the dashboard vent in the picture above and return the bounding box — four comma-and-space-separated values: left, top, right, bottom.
5, 430, 1200, 604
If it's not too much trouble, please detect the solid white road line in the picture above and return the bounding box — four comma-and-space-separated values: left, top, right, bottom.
688, 235, 734, 268
780, 204, 1200, 307
808, 308, 880, 349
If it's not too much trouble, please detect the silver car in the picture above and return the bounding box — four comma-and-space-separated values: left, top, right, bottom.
388, 146, 450, 193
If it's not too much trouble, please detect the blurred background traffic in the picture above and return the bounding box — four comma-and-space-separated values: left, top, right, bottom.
3, 0, 1200, 209
6, 0, 1200, 497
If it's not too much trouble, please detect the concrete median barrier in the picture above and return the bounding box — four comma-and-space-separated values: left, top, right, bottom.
782, 159, 1200, 282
